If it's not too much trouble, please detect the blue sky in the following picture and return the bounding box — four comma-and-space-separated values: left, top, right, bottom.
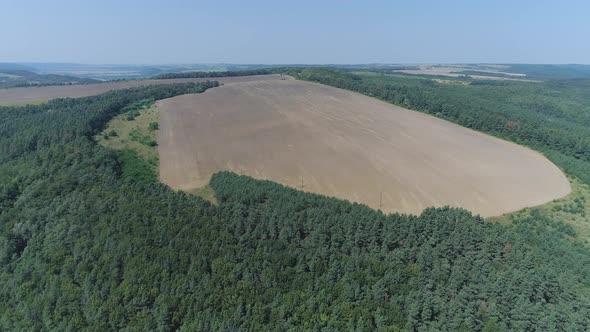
1, 0, 588, 64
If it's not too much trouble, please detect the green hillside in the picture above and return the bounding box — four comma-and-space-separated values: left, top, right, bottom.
0, 69, 98, 88
1, 79, 589, 330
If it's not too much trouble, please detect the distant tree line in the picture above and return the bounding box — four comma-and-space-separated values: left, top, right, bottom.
153, 69, 275, 79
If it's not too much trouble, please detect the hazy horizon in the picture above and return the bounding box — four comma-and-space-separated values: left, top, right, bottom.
1, 0, 589, 64
4, 62, 590, 66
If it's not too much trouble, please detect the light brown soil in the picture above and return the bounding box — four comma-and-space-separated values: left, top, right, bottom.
157, 76, 571, 217
0, 75, 282, 105
398, 67, 536, 81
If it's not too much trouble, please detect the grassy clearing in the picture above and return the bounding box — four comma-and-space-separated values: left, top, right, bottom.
187, 185, 218, 205
96, 99, 160, 180
432, 78, 470, 85
97, 99, 218, 204
490, 176, 590, 245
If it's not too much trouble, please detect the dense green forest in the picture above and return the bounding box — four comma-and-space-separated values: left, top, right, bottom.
1, 76, 590, 330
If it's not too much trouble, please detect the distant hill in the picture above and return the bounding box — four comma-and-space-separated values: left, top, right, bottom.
0, 63, 35, 72
0, 69, 99, 88
20, 63, 229, 81
504, 64, 590, 80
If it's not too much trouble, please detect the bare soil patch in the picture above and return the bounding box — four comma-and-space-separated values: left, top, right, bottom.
157, 76, 570, 217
